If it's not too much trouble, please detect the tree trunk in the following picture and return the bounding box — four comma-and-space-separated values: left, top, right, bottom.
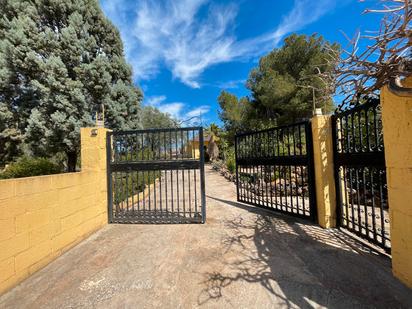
67, 151, 78, 172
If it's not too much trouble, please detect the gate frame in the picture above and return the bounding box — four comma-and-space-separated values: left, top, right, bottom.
331, 98, 390, 253
234, 120, 317, 222
106, 127, 206, 224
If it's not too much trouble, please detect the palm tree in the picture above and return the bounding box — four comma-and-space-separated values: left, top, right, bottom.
205, 123, 221, 161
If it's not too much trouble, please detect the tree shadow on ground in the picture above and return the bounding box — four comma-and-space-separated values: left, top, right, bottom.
199, 196, 412, 308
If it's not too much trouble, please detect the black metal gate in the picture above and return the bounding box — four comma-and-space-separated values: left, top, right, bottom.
235, 121, 317, 221
332, 98, 390, 252
107, 127, 206, 224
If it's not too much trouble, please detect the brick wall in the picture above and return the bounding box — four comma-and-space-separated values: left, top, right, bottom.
311, 115, 337, 228
0, 128, 109, 294
381, 78, 412, 288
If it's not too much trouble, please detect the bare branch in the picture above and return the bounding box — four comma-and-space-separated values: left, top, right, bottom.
318, 0, 412, 109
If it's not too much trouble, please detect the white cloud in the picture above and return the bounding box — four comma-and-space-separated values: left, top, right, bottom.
102, 0, 338, 88
146, 95, 167, 106
144, 95, 210, 124
161, 102, 186, 119
271, 0, 337, 43
129, 0, 237, 87
229, 0, 338, 59
186, 105, 211, 118
215, 79, 246, 89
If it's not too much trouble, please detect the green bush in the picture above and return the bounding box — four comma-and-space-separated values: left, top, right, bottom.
0, 157, 62, 179
226, 158, 235, 174
113, 171, 160, 204
224, 148, 236, 174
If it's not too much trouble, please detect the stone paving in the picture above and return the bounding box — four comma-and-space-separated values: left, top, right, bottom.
1, 165, 411, 308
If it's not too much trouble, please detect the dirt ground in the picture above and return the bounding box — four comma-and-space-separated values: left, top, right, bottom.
1, 165, 411, 308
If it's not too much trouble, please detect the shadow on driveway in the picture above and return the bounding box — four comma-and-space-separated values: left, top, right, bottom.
1, 166, 411, 308
201, 196, 412, 308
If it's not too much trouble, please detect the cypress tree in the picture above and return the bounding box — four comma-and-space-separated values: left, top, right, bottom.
0, 0, 142, 171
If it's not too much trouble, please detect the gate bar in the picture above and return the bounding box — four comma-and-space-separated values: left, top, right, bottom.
199, 128, 206, 223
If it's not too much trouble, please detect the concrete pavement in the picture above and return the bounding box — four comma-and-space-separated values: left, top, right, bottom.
1, 165, 411, 308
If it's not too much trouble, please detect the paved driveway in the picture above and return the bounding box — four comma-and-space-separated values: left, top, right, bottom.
1, 166, 411, 308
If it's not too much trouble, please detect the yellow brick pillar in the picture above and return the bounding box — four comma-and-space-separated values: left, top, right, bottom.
80, 128, 110, 172
311, 115, 337, 228
381, 77, 412, 288
80, 127, 110, 222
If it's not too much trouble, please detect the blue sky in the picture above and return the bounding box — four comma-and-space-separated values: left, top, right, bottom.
100, 0, 381, 126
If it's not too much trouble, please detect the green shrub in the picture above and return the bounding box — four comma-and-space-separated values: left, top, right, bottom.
0, 157, 62, 179
118, 147, 156, 161
224, 148, 236, 174
226, 158, 235, 174
113, 171, 160, 204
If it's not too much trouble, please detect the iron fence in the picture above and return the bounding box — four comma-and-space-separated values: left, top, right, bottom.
332, 98, 390, 252
107, 127, 206, 224
235, 121, 317, 221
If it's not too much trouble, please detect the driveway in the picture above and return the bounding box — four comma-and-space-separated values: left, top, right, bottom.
1, 165, 411, 308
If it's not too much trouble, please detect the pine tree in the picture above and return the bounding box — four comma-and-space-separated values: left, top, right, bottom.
247, 34, 339, 125
0, 0, 142, 171
217, 91, 250, 143
141, 106, 178, 129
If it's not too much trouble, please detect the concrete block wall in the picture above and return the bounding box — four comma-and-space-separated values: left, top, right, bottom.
0, 128, 109, 294
311, 91, 412, 289
311, 115, 337, 228
381, 78, 412, 289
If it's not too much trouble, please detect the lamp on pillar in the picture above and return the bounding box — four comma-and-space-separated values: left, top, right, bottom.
96, 103, 105, 128
314, 108, 323, 116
